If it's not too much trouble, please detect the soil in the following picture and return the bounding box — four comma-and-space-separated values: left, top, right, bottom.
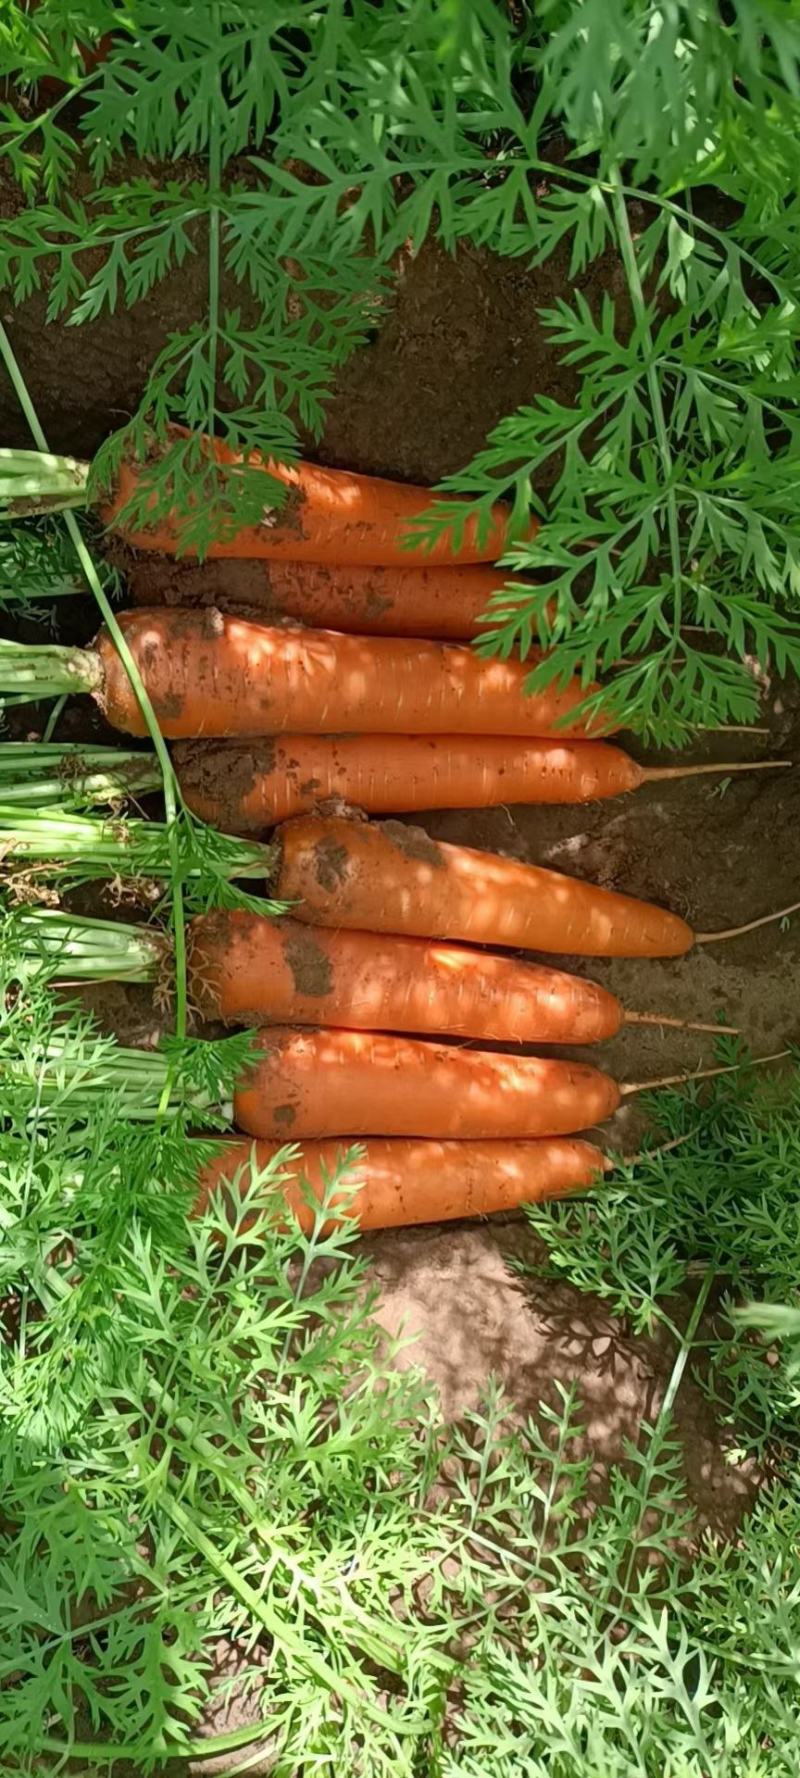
5, 217, 798, 1564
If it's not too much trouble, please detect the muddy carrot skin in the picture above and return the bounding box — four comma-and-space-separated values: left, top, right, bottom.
127, 558, 524, 639
233, 1027, 621, 1140
103, 435, 528, 566
274, 815, 693, 959
94, 609, 602, 740
187, 911, 623, 1043
196, 1135, 605, 1233
175, 735, 641, 826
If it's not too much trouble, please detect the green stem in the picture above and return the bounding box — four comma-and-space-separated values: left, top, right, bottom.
0, 321, 189, 1037
0, 636, 101, 700
0, 804, 273, 885
610, 169, 684, 639
11, 907, 167, 984
206, 15, 222, 441
5, 1034, 223, 1120
41, 691, 68, 742
38, 1721, 272, 1766
0, 446, 90, 516
607, 1268, 716, 1628
0, 742, 161, 807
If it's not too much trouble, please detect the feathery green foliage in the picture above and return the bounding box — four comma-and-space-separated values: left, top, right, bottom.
3, 9, 800, 1771
524, 1044, 800, 1450
2, 3, 800, 725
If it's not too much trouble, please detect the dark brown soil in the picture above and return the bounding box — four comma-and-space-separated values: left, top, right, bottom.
282, 928, 333, 998
172, 737, 272, 822
5, 205, 796, 1556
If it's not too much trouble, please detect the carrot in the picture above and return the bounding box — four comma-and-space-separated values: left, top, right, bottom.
234, 1028, 621, 1139
175, 734, 785, 827
273, 814, 694, 959
274, 814, 800, 959
196, 1135, 605, 1233
91, 609, 602, 740
187, 910, 624, 1043
128, 558, 527, 640
103, 434, 529, 566
234, 1032, 784, 1141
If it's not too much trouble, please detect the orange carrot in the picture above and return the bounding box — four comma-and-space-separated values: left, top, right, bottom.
233, 1027, 620, 1139
103, 434, 530, 566
175, 734, 784, 827
234, 1028, 770, 1143
93, 609, 603, 740
128, 558, 527, 639
187, 911, 624, 1043
196, 1135, 605, 1233
273, 814, 693, 959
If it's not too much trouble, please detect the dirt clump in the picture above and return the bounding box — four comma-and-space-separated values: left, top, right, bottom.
174, 739, 265, 829
313, 838, 350, 890
380, 818, 445, 868
282, 930, 333, 997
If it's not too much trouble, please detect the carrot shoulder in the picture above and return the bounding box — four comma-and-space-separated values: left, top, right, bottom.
187, 911, 623, 1043
234, 1027, 621, 1139
274, 814, 693, 959
197, 1135, 605, 1233
94, 608, 608, 740
103, 437, 530, 567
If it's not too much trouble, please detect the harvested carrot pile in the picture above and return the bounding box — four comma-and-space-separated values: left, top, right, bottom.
3, 433, 793, 1232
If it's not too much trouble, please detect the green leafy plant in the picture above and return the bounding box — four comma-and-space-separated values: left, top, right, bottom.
2, 3, 800, 725
523, 1049, 800, 1451
441, 1383, 800, 1778
6, 943, 800, 1776
0, 955, 455, 1773
4, 13, 800, 1772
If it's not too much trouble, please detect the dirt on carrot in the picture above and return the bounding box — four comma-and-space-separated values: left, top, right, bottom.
380, 820, 446, 868
175, 738, 264, 818
312, 838, 350, 891
282, 929, 333, 998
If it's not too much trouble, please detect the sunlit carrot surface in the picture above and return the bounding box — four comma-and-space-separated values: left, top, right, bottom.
233, 1027, 621, 1139
187, 911, 623, 1042
104, 436, 528, 565
95, 609, 604, 739
132, 560, 525, 639
176, 735, 640, 826
275, 815, 693, 959
197, 1135, 605, 1232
